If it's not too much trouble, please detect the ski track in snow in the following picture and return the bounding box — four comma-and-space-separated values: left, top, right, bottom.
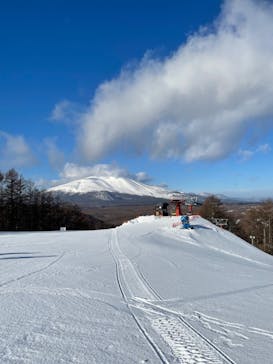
109, 228, 236, 364
109, 229, 168, 364
0, 252, 65, 289
1, 216, 272, 363
190, 311, 273, 343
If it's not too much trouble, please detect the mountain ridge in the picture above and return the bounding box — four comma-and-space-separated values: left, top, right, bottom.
48, 175, 243, 207
48, 175, 175, 199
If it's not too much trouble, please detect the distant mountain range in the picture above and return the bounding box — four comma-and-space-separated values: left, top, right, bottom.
48, 175, 242, 207
48, 176, 173, 198
48, 176, 175, 207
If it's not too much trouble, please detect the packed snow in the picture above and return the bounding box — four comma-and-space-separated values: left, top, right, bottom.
1, 215, 273, 363
48, 175, 173, 198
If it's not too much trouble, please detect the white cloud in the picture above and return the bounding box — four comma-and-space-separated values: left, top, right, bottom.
60, 162, 123, 179
77, 0, 273, 162
134, 171, 152, 183
44, 138, 65, 170
0, 131, 36, 169
256, 143, 271, 154
34, 178, 52, 189
50, 100, 83, 125
238, 143, 271, 161
238, 149, 254, 161
57, 162, 152, 184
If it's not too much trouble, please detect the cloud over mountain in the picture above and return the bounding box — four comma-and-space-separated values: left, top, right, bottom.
78, 0, 273, 162
55, 162, 152, 185
0, 131, 36, 169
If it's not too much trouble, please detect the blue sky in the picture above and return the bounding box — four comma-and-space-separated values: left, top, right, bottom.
1, 0, 273, 199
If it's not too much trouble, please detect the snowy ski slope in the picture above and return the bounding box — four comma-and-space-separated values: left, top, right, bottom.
0, 215, 273, 363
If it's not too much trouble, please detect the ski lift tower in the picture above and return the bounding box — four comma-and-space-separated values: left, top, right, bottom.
170, 193, 185, 216
171, 199, 184, 216
185, 196, 198, 215
170, 194, 198, 216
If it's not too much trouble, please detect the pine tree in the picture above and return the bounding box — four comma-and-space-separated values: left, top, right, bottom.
4, 169, 21, 230
0, 171, 5, 229
0, 169, 108, 231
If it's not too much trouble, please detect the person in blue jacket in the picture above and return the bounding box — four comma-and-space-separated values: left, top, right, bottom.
181, 215, 192, 229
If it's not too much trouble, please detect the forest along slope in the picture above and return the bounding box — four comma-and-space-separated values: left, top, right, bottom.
0, 216, 273, 363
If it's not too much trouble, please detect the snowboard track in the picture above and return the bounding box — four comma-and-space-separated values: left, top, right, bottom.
110, 228, 237, 364
0, 252, 65, 289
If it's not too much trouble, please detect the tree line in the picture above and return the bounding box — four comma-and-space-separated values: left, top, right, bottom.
0, 169, 108, 231
199, 195, 273, 255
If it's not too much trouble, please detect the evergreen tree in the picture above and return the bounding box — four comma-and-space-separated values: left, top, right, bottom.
4, 169, 21, 230
0, 171, 4, 229
0, 169, 107, 231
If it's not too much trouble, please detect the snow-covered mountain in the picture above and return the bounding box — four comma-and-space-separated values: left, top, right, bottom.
48, 175, 238, 207
48, 175, 176, 202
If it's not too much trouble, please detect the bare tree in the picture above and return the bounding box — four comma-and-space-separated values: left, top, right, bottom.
241, 200, 273, 253
199, 195, 226, 220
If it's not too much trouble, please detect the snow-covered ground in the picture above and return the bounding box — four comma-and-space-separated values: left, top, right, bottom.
0, 216, 273, 363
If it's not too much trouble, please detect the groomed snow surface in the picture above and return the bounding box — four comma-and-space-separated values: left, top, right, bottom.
1, 216, 273, 363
